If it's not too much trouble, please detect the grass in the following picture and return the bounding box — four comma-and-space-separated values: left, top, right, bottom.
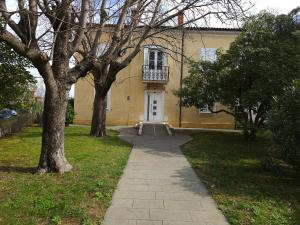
182, 131, 300, 225
0, 126, 131, 225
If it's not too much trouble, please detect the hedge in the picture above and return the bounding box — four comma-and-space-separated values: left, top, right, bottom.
0, 114, 35, 137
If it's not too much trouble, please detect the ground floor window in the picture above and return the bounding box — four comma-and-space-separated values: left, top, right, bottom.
199, 102, 216, 114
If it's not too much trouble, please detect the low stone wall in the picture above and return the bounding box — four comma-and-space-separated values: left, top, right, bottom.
0, 114, 35, 138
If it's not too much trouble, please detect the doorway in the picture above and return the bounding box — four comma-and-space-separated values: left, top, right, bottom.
144, 91, 164, 122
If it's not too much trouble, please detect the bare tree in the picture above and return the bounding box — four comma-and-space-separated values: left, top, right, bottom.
0, 0, 94, 173
0, 0, 250, 173
76, 0, 250, 137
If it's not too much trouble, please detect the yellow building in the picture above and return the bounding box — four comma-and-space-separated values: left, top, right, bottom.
74, 27, 240, 129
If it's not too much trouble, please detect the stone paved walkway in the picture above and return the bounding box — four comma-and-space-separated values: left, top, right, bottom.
102, 127, 229, 225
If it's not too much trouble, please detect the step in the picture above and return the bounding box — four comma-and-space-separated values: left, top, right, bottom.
138, 123, 172, 136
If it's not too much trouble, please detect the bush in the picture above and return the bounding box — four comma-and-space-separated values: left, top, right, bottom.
269, 80, 300, 171
65, 100, 75, 126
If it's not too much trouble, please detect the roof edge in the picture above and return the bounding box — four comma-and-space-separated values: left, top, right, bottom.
91, 24, 242, 32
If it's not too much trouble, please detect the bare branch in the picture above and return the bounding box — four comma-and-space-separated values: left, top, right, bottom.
69, 0, 90, 56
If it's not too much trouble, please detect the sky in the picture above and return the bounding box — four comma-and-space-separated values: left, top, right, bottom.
253, 0, 300, 14
27, 0, 300, 97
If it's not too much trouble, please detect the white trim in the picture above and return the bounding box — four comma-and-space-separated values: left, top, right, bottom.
143, 90, 165, 122
144, 47, 149, 66
144, 45, 168, 67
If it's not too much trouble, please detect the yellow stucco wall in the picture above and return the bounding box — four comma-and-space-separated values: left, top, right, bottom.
74, 29, 238, 129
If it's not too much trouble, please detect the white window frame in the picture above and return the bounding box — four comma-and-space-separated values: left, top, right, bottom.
199, 103, 217, 114
144, 46, 168, 68
200, 48, 217, 62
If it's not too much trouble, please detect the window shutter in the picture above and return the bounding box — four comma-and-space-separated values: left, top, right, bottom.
144, 47, 149, 65
162, 51, 168, 66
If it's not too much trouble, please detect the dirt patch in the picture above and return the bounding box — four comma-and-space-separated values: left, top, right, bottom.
87, 203, 106, 223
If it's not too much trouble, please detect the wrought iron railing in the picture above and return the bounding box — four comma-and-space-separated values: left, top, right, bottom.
142, 65, 169, 83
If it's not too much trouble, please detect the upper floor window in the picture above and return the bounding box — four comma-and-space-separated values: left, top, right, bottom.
144, 46, 167, 70
149, 49, 163, 70
200, 48, 217, 62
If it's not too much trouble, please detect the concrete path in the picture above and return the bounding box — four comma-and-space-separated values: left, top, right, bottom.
102, 127, 229, 225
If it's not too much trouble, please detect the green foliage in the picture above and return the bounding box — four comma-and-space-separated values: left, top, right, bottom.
50, 216, 61, 225
0, 42, 36, 111
269, 80, 300, 171
176, 12, 300, 139
81, 217, 93, 225
65, 99, 75, 125
31, 100, 44, 126
182, 131, 300, 225
31, 100, 44, 114
0, 126, 131, 225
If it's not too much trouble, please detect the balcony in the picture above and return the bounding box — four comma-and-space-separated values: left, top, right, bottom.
142, 65, 169, 83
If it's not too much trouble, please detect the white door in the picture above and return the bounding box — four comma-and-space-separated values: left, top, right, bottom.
145, 92, 163, 122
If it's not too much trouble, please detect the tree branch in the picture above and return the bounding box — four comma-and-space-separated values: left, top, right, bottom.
69, 0, 90, 57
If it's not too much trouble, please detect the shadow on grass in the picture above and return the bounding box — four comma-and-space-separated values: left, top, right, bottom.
0, 166, 36, 174
18, 131, 42, 138
182, 131, 300, 224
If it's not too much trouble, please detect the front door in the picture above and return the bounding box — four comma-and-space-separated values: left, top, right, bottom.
145, 92, 163, 122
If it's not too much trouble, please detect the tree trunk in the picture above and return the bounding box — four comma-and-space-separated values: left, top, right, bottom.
37, 85, 72, 174
90, 89, 107, 137
243, 127, 257, 141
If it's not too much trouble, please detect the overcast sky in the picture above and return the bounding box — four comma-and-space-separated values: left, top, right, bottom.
253, 0, 300, 14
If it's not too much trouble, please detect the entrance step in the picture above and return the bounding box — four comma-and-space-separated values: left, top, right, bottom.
138, 123, 172, 136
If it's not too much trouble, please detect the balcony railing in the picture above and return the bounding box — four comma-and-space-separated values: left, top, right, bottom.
142, 65, 169, 83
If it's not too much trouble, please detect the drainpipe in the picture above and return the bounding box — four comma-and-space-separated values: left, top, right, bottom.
179, 13, 185, 127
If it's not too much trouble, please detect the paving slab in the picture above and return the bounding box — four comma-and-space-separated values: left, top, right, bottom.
102, 127, 229, 225
133, 199, 164, 209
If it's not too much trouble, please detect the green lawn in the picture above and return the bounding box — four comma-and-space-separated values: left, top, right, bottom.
182, 131, 300, 225
0, 126, 131, 225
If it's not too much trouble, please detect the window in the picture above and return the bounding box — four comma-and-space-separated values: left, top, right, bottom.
144, 46, 167, 70
148, 49, 164, 70
199, 103, 216, 114
149, 50, 155, 69
200, 48, 217, 62
157, 51, 163, 70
